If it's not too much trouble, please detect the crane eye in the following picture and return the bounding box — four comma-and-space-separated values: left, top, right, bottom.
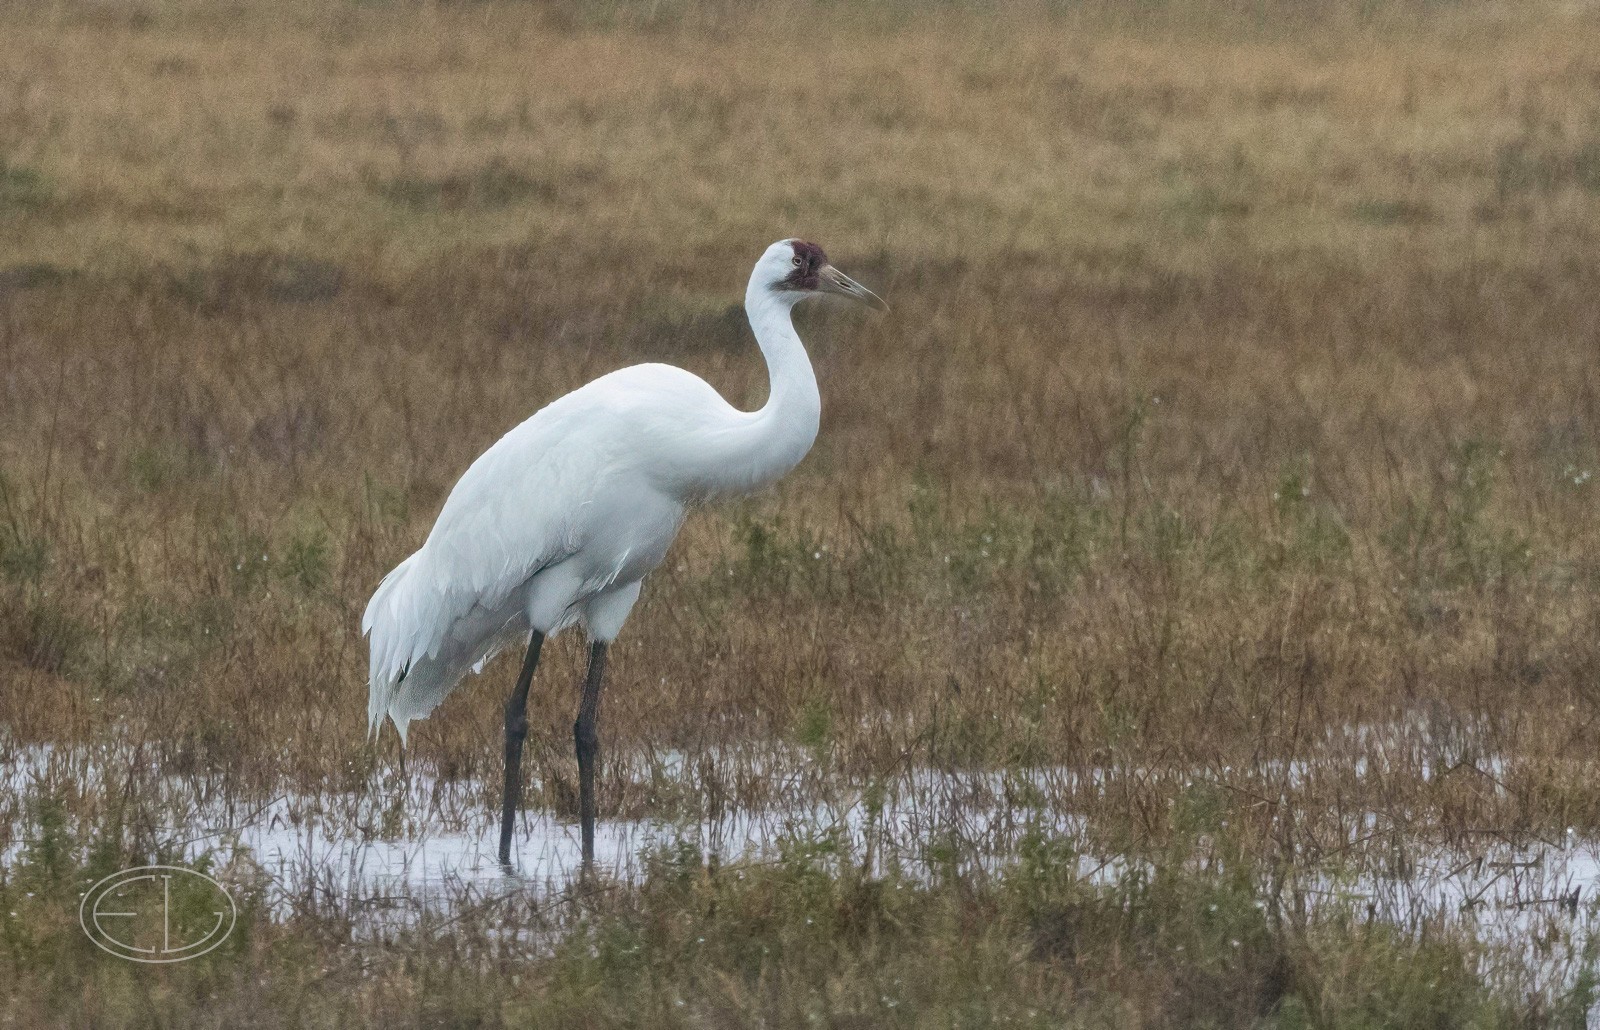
791, 256, 802, 267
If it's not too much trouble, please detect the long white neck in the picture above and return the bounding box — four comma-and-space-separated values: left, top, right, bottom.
676, 276, 821, 500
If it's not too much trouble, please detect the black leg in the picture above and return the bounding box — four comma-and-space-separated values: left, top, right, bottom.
499, 631, 545, 867
574, 641, 608, 871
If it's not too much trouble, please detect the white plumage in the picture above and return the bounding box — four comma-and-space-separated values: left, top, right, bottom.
362, 240, 884, 750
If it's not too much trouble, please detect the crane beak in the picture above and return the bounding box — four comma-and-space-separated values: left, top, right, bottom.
818, 264, 889, 312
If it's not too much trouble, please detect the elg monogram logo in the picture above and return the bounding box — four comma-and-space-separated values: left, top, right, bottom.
79, 865, 236, 963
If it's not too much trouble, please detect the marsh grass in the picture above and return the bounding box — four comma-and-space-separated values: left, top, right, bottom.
6, 776, 1593, 1028
3, 0, 1600, 1023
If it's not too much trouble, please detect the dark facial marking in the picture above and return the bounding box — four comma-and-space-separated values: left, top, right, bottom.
776, 239, 829, 292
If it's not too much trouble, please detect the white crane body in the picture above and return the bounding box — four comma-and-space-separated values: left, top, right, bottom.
363, 362, 786, 739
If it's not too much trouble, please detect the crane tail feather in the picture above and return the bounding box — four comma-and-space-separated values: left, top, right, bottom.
364, 552, 450, 747
363, 549, 529, 747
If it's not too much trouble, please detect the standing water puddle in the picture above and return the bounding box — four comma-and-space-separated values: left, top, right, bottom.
2, 741, 1595, 998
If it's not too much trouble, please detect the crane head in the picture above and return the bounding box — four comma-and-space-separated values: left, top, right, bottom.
761, 239, 888, 312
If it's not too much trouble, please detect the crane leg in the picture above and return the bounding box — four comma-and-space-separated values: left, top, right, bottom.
498, 631, 545, 867
574, 641, 608, 871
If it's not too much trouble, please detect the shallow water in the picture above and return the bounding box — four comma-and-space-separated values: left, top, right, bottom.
3, 738, 1595, 997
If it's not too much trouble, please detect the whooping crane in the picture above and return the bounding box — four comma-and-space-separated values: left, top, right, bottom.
362, 239, 886, 869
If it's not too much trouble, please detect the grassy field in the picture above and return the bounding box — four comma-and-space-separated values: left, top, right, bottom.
4, 0, 1600, 1024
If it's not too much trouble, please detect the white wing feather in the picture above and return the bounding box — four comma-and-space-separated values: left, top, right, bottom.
362, 364, 720, 740
363, 390, 608, 739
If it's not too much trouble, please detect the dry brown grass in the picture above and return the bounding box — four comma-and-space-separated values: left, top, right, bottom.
2, 0, 1600, 1022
